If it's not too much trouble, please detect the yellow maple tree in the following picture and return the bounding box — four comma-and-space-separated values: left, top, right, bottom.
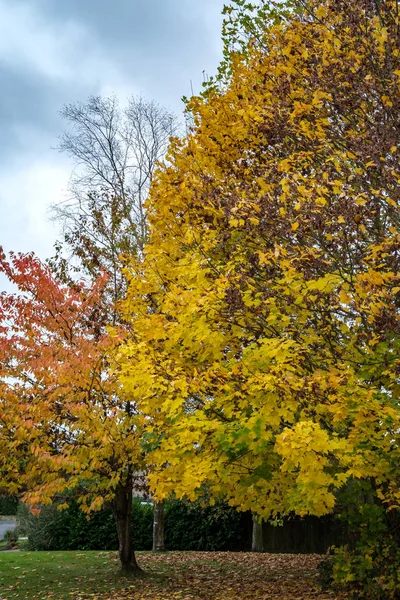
118, 0, 400, 526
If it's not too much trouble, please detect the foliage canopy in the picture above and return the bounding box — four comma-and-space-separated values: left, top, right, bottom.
119, 0, 400, 521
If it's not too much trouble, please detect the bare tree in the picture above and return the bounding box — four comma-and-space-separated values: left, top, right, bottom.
51, 94, 180, 552
53, 95, 178, 267
50, 95, 179, 308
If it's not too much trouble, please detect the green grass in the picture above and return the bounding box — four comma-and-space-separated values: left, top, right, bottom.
0, 550, 147, 599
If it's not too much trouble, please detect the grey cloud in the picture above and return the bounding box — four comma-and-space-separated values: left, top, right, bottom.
0, 0, 224, 260
29, 0, 220, 49
19, 0, 224, 103
0, 67, 93, 162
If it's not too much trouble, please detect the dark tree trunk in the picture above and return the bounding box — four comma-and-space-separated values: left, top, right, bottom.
152, 501, 165, 552
252, 514, 264, 552
113, 479, 141, 573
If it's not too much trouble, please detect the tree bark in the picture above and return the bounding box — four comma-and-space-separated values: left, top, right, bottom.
113, 480, 142, 573
251, 514, 264, 552
152, 501, 165, 552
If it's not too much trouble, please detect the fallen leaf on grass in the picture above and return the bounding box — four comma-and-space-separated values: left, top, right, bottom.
94, 553, 345, 600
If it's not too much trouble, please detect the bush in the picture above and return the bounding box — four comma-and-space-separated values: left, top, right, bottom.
317, 556, 334, 589
325, 481, 400, 599
4, 529, 18, 544
330, 540, 400, 600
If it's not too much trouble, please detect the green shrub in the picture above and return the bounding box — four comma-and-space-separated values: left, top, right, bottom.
330, 540, 400, 600
317, 556, 334, 589
326, 481, 400, 599
4, 529, 18, 544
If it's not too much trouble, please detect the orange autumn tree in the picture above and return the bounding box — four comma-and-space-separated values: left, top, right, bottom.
0, 249, 145, 573
118, 0, 400, 545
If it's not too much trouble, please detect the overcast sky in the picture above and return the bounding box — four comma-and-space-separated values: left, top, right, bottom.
0, 0, 225, 264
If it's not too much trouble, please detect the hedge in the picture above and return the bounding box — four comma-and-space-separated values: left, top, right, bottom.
165, 500, 251, 551
17, 499, 251, 552
0, 496, 18, 516
17, 499, 153, 551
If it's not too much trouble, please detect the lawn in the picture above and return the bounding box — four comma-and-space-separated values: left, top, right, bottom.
0, 550, 346, 600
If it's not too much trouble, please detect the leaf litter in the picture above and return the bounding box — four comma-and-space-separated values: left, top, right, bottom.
96, 552, 345, 600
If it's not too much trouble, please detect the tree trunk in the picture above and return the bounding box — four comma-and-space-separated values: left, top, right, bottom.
252, 514, 264, 552
152, 501, 165, 552
113, 480, 141, 573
